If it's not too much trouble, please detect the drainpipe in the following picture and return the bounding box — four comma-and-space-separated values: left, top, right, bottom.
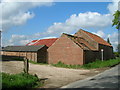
101, 49, 104, 61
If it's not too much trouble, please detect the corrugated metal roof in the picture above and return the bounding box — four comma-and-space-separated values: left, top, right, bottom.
2, 45, 46, 52
26, 38, 58, 47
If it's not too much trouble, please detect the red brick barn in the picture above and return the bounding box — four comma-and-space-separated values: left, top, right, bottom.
47, 29, 114, 65
74, 29, 114, 63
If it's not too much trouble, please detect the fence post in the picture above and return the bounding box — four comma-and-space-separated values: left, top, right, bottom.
24, 57, 29, 74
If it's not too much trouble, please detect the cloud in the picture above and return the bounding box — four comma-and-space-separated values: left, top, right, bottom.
2, 0, 53, 2
44, 0, 119, 37
108, 32, 118, 50
66, 12, 112, 28
107, 0, 119, 14
41, 12, 112, 38
4, 10, 113, 46
92, 30, 118, 51
41, 36, 57, 39
92, 30, 105, 38
0, 0, 53, 31
7, 35, 31, 46
2, 0, 119, 50
2, 34, 57, 46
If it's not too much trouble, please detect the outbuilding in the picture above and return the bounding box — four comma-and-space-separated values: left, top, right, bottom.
2, 45, 48, 63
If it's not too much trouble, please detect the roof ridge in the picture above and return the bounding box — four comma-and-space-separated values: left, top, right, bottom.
81, 29, 103, 39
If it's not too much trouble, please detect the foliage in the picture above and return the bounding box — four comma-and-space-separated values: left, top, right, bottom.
112, 10, 120, 29
114, 52, 120, 57
2, 72, 43, 88
52, 58, 120, 69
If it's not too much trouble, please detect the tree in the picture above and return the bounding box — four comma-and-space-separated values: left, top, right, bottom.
112, 10, 120, 30
112, 10, 120, 57
107, 38, 111, 45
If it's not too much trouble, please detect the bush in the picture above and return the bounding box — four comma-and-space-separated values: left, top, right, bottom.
2, 72, 42, 88
114, 52, 120, 57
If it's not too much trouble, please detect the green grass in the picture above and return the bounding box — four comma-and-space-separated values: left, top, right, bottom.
2, 72, 43, 88
82, 58, 120, 69
52, 61, 82, 69
52, 58, 120, 69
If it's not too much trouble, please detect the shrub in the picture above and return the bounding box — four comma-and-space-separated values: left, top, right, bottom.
2, 72, 42, 88
114, 52, 120, 57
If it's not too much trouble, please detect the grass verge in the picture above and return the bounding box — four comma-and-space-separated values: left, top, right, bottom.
52, 58, 120, 69
82, 58, 120, 69
2, 72, 43, 88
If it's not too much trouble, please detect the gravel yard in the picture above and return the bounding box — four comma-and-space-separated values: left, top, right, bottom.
2, 60, 109, 88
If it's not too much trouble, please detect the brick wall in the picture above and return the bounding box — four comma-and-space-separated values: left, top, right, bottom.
48, 34, 84, 65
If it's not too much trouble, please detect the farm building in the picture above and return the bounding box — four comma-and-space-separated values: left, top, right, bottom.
2, 29, 114, 65
47, 29, 114, 65
2, 45, 48, 63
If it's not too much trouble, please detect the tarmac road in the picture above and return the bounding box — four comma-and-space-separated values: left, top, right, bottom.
61, 64, 120, 88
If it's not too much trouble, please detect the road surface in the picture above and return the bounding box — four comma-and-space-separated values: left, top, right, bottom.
61, 64, 120, 88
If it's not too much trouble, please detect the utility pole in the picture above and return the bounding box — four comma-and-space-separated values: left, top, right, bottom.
101, 49, 104, 61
